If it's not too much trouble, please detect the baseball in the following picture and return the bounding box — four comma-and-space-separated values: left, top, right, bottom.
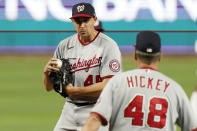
56, 59, 62, 68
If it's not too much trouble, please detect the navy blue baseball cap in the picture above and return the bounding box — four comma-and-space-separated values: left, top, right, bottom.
70, 3, 96, 19
135, 31, 161, 53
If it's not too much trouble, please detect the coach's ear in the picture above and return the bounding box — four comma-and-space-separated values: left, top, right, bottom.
159, 52, 163, 62
93, 17, 97, 22
134, 49, 137, 60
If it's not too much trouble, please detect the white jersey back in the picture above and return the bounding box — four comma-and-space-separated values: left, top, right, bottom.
53, 32, 122, 103
92, 68, 197, 131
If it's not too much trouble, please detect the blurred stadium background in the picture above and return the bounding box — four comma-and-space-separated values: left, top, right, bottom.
0, 0, 196, 131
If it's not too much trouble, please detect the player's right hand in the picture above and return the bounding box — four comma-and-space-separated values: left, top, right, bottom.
43, 58, 60, 75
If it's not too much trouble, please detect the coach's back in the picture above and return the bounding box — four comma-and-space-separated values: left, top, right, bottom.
106, 68, 197, 131
82, 31, 197, 131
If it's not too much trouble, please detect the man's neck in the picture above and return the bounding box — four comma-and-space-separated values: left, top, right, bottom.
80, 30, 98, 44
136, 61, 158, 70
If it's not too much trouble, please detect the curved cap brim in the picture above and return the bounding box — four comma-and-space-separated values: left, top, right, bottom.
70, 14, 93, 19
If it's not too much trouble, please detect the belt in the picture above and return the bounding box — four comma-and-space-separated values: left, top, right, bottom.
67, 101, 96, 107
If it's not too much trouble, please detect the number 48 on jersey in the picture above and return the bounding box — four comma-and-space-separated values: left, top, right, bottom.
124, 95, 168, 129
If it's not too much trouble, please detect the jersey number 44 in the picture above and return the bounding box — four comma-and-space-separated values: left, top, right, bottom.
84, 75, 102, 86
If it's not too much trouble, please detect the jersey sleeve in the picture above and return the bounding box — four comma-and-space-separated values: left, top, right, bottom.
53, 40, 67, 59
100, 41, 122, 79
91, 78, 115, 126
190, 91, 197, 118
176, 86, 197, 131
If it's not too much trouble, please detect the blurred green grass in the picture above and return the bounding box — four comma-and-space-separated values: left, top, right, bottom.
0, 54, 197, 131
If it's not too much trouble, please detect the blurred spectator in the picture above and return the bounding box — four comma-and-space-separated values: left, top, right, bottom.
94, 20, 104, 32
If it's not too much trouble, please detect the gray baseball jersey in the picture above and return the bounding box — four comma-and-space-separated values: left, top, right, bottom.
191, 91, 197, 118
53, 32, 121, 131
54, 32, 121, 103
92, 68, 197, 131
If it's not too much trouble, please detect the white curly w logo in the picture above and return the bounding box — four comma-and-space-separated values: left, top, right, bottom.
77, 5, 85, 12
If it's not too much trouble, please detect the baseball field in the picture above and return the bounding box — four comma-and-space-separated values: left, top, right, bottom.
0, 54, 196, 131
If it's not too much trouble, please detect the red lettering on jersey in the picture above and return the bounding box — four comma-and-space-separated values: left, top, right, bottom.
192, 128, 197, 131
127, 76, 134, 88
77, 58, 83, 67
72, 63, 77, 70
85, 59, 92, 72
92, 55, 96, 64
140, 76, 145, 88
96, 75, 102, 83
70, 55, 102, 72
147, 78, 153, 89
164, 82, 170, 93
135, 75, 138, 87
127, 75, 170, 94
156, 79, 163, 91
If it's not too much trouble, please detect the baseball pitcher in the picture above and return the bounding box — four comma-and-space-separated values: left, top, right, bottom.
43, 2, 121, 131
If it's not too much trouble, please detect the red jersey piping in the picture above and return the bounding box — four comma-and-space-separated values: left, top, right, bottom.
91, 112, 108, 126
139, 67, 158, 71
102, 75, 114, 80
78, 32, 100, 46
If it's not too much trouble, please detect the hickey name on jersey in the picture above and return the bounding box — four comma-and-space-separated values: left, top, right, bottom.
126, 75, 170, 93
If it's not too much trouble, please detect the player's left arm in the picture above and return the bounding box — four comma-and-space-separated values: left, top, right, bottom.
66, 78, 110, 97
82, 77, 115, 130
66, 40, 121, 97
82, 113, 102, 131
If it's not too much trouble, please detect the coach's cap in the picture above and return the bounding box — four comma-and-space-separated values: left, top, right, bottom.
135, 31, 161, 53
70, 3, 96, 19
